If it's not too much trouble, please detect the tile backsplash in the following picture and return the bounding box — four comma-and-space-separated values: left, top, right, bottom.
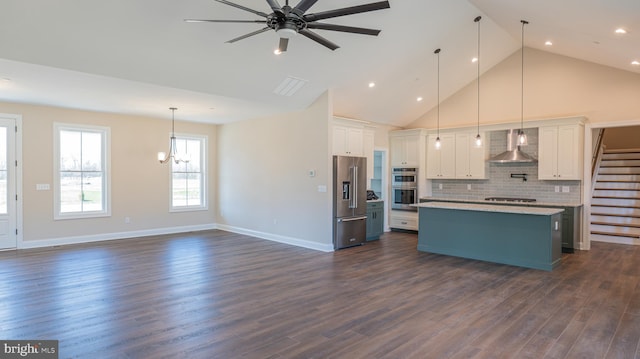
429, 128, 582, 204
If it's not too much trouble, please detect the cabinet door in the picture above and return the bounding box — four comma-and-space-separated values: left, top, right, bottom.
390, 136, 406, 166
427, 134, 454, 178
538, 126, 559, 179
403, 135, 420, 167
346, 127, 364, 156
556, 125, 582, 180
455, 133, 471, 178
439, 134, 456, 178
332, 126, 348, 155
468, 133, 487, 178
426, 135, 441, 178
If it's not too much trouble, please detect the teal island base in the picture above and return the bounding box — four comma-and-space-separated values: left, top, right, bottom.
416, 203, 564, 271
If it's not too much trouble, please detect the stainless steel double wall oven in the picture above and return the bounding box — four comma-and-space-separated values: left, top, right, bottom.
391, 167, 418, 211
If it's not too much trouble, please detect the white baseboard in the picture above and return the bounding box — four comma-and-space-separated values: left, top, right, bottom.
216, 224, 334, 252
18, 223, 217, 249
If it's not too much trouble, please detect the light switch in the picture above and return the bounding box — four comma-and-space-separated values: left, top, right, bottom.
438, 184, 443, 190
467, 184, 472, 190
554, 186, 560, 193
36, 184, 50, 191
562, 186, 570, 193
317, 185, 327, 193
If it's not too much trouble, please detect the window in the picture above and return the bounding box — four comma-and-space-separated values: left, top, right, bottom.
171, 135, 207, 211
54, 123, 110, 219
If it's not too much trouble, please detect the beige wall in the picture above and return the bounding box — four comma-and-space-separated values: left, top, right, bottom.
408, 48, 640, 129
216, 91, 333, 251
602, 125, 640, 150
0, 101, 217, 246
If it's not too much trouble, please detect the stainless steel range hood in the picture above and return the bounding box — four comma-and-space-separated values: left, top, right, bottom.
489, 129, 537, 163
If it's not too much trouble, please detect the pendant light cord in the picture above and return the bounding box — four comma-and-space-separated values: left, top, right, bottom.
475, 16, 481, 138
520, 20, 528, 134
435, 48, 441, 139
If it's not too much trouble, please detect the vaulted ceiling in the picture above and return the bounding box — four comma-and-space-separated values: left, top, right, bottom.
0, 0, 638, 126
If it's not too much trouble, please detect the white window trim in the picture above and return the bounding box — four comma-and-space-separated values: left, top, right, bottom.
53, 123, 111, 220
169, 133, 208, 213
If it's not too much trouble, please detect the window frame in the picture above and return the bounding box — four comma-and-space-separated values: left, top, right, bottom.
169, 133, 207, 212
53, 123, 111, 220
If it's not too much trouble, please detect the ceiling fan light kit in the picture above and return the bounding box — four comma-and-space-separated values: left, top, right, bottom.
185, 0, 391, 52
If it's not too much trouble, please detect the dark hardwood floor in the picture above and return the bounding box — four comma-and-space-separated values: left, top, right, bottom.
1, 230, 639, 358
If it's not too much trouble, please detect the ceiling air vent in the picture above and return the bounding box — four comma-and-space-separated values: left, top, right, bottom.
274, 76, 308, 96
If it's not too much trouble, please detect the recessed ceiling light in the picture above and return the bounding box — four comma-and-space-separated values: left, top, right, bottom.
368, 82, 375, 88
416, 97, 423, 102
545, 41, 553, 46
471, 57, 478, 63
615, 28, 627, 34
632, 60, 640, 66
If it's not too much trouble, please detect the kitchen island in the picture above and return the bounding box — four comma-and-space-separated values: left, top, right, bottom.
415, 202, 564, 271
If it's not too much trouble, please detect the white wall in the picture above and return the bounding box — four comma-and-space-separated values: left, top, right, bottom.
216, 92, 333, 251
0, 101, 217, 248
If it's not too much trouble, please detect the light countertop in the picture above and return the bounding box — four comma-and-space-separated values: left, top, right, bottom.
414, 201, 565, 216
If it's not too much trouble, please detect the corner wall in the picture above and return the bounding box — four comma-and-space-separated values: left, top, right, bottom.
216, 92, 333, 251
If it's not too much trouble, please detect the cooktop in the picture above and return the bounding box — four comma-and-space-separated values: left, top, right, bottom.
484, 197, 537, 203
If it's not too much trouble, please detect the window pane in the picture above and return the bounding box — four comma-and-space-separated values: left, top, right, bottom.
60, 171, 82, 213
82, 173, 103, 211
60, 131, 82, 171
186, 140, 201, 172
186, 173, 201, 206
82, 132, 102, 171
172, 173, 187, 207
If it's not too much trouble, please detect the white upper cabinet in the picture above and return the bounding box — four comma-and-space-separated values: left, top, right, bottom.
455, 132, 488, 179
333, 122, 364, 156
426, 134, 455, 179
363, 128, 375, 183
538, 124, 583, 180
390, 134, 420, 167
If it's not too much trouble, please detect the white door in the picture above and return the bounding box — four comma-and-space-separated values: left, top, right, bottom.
0, 118, 17, 249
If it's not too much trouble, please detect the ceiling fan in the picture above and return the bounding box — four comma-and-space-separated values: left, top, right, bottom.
185, 0, 391, 52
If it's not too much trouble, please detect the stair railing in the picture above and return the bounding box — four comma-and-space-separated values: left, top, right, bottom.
591, 128, 606, 193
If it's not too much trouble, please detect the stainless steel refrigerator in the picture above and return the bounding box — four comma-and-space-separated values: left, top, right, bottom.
333, 155, 367, 249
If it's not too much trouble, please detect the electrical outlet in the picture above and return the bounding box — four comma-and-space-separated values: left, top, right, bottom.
439, 183, 443, 190
125, 217, 131, 224
555, 186, 560, 193
467, 184, 472, 190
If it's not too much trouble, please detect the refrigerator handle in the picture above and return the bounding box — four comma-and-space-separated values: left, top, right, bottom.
351, 166, 358, 208
339, 215, 367, 222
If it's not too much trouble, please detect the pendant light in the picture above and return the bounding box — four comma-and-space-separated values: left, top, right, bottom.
434, 48, 442, 150
474, 16, 482, 147
517, 20, 529, 146
158, 107, 189, 164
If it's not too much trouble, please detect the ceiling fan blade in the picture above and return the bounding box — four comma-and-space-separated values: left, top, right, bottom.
226, 27, 272, 43
306, 23, 381, 36
184, 19, 266, 24
303, 1, 390, 22
214, 0, 269, 17
298, 29, 339, 50
265, 0, 282, 13
278, 37, 289, 52
291, 0, 319, 16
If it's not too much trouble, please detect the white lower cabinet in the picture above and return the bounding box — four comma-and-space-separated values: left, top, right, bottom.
390, 211, 418, 230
